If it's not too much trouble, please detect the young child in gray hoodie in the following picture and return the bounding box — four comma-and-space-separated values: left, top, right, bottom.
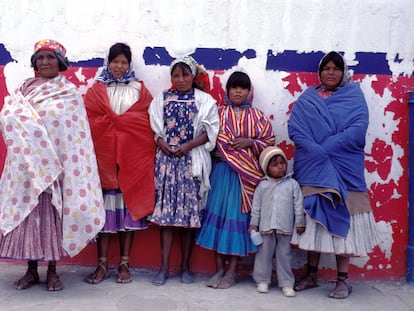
249, 146, 305, 297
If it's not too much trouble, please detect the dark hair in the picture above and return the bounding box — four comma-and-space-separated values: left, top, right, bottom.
108, 43, 132, 64
170, 62, 204, 91
226, 71, 251, 94
318, 51, 345, 77
30, 51, 70, 72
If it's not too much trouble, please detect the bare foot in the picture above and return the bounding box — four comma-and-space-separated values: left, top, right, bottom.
217, 273, 237, 289
14, 269, 40, 290
206, 271, 224, 288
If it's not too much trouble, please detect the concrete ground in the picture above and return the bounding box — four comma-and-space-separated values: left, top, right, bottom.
0, 262, 413, 311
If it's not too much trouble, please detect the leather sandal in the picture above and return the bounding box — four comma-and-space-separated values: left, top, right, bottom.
85, 257, 109, 284
46, 270, 63, 291
294, 273, 318, 291
14, 266, 40, 290
329, 278, 352, 299
117, 256, 132, 283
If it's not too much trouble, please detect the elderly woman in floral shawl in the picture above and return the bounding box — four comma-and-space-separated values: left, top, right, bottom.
0, 39, 105, 291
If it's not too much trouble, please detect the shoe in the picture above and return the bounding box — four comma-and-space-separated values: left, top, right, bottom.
152, 273, 168, 286
282, 287, 296, 297
181, 272, 194, 284
257, 282, 269, 293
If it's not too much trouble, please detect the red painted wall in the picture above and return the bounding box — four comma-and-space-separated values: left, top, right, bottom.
0, 63, 413, 281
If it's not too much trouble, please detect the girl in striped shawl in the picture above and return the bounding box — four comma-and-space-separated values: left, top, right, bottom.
196, 71, 275, 289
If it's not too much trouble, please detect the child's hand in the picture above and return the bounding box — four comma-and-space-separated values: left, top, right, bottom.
248, 225, 258, 234
296, 226, 305, 235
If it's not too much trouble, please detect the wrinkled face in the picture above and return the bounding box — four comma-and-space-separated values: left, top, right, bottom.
228, 86, 249, 105
267, 156, 287, 179
320, 60, 344, 90
171, 65, 193, 92
109, 54, 129, 79
35, 50, 60, 79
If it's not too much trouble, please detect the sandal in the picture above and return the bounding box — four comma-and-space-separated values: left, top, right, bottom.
329, 278, 352, 299
85, 257, 110, 284
181, 272, 194, 284
294, 273, 318, 291
117, 256, 132, 283
152, 273, 168, 286
14, 261, 40, 290
46, 270, 63, 291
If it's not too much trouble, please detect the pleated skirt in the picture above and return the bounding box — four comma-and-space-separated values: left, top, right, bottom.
291, 211, 381, 257
196, 161, 256, 256
0, 192, 67, 261
101, 189, 149, 233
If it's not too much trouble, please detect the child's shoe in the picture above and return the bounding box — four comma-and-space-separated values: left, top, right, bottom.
257, 282, 269, 293
282, 287, 296, 297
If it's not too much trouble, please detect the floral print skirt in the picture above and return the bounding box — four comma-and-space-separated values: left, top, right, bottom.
148, 149, 202, 228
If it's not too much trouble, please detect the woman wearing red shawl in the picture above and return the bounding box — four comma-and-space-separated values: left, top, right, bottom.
196, 71, 275, 289
84, 43, 155, 284
0, 39, 105, 291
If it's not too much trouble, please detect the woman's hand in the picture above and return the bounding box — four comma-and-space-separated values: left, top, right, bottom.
230, 137, 252, 150
157, 138, 175, 155
172, 142, 191, 157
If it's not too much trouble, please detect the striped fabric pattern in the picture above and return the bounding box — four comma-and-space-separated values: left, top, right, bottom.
216, 105, 275, 213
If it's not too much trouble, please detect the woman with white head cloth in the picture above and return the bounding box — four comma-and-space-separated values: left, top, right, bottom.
148, 55, 219, 286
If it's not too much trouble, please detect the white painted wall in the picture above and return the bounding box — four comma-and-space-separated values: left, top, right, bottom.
1, 0, 412, 93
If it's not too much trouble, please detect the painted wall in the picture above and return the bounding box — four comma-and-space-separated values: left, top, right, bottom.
0, 0, 413, 280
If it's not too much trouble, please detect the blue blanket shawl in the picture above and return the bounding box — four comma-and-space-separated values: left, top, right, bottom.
288, 83, 369, 237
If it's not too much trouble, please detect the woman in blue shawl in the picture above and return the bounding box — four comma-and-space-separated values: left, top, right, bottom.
288, 51, 380, 299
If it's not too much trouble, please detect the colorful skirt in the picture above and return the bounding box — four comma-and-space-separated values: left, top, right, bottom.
101, 189, 149, 233
148, 149, 202, 228
0, 192, 67, 261
196, 161, 256, 256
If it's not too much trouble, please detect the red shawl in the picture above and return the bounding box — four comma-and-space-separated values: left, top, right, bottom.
84, 81, 155, 220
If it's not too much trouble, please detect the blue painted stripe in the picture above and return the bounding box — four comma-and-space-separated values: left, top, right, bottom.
0, 44, 401, 75
143, 47, 256, 70
266, 50, 393, 75
0, 44, 14, 65
71, 58, 104, 67
266, 50, 325, 72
